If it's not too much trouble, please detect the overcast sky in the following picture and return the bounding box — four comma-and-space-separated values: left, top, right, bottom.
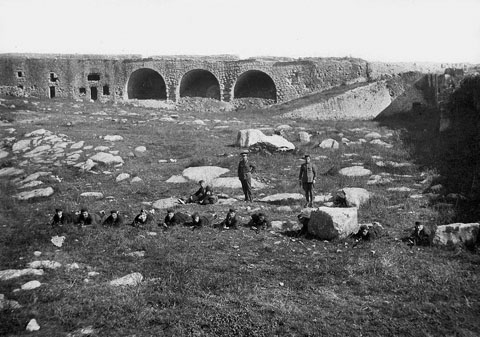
0, 0, 479, 63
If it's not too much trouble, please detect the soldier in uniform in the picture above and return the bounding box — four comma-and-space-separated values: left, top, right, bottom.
102, 210, 124, 227
403, 221, 433, 246
50, 208, 73, 227
75, 208, 101, 227
238, 151, 256, 202
182, 180, 218, 205
130, 209, 154, 229
247, 212, 270, 231
161, 208, 191, 229
298, 154, 317, 207
186, 212, 210, 230
216, 208, 239, 229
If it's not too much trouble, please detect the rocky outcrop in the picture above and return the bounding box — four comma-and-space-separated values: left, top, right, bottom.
236, 129, 295, 151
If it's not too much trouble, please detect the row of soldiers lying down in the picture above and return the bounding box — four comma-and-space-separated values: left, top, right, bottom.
50, 208, 271, 231
51, 207, 433, 246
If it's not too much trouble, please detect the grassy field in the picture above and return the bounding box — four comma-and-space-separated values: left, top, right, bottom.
1, 96, 479, 337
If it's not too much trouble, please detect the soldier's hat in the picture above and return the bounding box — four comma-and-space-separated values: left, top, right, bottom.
240, 151, 249, 155
110, 210, 118, 214
80, 208, 88, 213
166, 208, 174, 213
304, 154, 311, 158
229, 208, 236, 213
55, 208, 62, 212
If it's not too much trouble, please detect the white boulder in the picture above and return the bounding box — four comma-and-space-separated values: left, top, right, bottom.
14, 187, 54, 200
182, 166, 229, 182
0, 268, 44, 281
80, 192, 104, 199
12, 139, 31, 152
308, 207, 359, 240
339, 166, 372, 177
26, 319, 40, 332
339, 187, 371, 207
27, 260, 62, 269
259, 193, 304, 203
116, 173, 131, 182
21, 280, 41, 290
319, 138, 339, 149
0, 167, 24, 177
90, 152, 124, 165
109, 272, 143, 286
104, 135, 124, 141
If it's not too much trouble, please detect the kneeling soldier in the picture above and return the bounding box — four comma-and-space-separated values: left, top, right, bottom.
217, 208, 239, 229
131, 209, 153, 229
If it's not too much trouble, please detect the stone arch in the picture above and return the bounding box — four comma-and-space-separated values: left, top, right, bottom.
233, 70, 277, 102
179, 69, 220, 100
127, 68, 167, 100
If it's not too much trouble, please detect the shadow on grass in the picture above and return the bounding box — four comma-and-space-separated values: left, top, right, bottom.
376, 78, 480, 222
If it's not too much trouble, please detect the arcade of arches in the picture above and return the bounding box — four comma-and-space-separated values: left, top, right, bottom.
126, 68, 277, 102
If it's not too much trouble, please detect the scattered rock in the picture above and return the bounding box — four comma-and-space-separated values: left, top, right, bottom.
77, 159, 97, 172
387, 187, 412, 192
26, 319, 40, 332
109, 272, 143, 286
308, 207, 359, 240
104, 135, 124, 142
337, 187, 371, 207
134, 146, 146, 153
80, 192, 104, 199
14, 187, 54, 200
88, 271, 100, 277
0, 167, 25, 177
0, 150, 9, 159
182, 166, 230, 182
166, 175, 189, 183
27, 260, 62, 269
116, 173, 130, 182
12, 139, 31, 152
152, 197, 181, 210
66, 263, 80, 270
21, 280, 41, 290
298, 131, 311, 144
90, 152, 124, 165
319, 138, 339, 149
338, 166, 372, 177
276, 206, 293, 212
370, 139, 393, 148
259, 193, 304, 203
0, 294, 22, 310
271, 221, 285, 230
0, 268, 44, 281
25, 129, 49, 137
364, 132, 382, 139
33, 251, 42, 257
126, 251, 145, 258
70, 141, 84, 149
433, 223, 480, 248
131, 177, 142, 183
211, 177, 267, 189
51, 235, 65, 248
94, 146, 110, 151
236, 129, 295, 151
19, 181, 44, 189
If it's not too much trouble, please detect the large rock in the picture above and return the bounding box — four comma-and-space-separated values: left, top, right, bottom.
338, 187, 371, 207
166, 175, 189, 183
104, 135, 124, 141
12, 139, 31, 152
182, 166, 229, 182
109, 272, 143, 286
0, 268, 44, 281
259, 193, 304, 203
152, 197, 180, 210
25, 129, 50, 137
80, 192, 104, 199
26, 319, 40, 332
211, 177, 267, 189
308, 207, 359, 240
319, 138, 339, 149
339, 166, 372, 177
116, 173, 130, 182
0, 167, 24, 177
27, 260, 62, 269
19, 171, 51, 184
23, 145, 51, 157
90, 152, 124, 165
433, 223, 480, 247
0, 150, 8, 159
70, 141, 84, 149
236, 129, 295, 151
14, 187, 54, 200
21, 280, 42, 290
298, 131, 311, 144
236, 129, 266, 147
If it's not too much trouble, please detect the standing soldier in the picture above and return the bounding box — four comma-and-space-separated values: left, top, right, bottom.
298, 154, 317, 207
238, 151, 256, 202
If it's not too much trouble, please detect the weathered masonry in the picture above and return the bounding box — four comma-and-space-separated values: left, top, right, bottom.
0, 54, 369, 103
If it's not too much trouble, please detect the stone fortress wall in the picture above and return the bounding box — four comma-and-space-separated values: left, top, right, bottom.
0, 54, 472, 115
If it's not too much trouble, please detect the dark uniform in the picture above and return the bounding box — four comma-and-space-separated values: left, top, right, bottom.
50, 209, 73, 227
75, 210, 101, 227
186, 212, 210, 229
130, 210, 153, 228
189, 184, 218, 205
217, 209, 239, 229
403, 222, 432, 246
238, 152, 256, 202
299, 155, 317, 207
162, 210, 191, 228
247, 212, 270, 230
102, 211, 124, 227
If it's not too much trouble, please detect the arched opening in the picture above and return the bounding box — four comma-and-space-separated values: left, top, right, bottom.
234, 70, 277, 102
179, 70, 220, 100
127, 68, 167, 100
